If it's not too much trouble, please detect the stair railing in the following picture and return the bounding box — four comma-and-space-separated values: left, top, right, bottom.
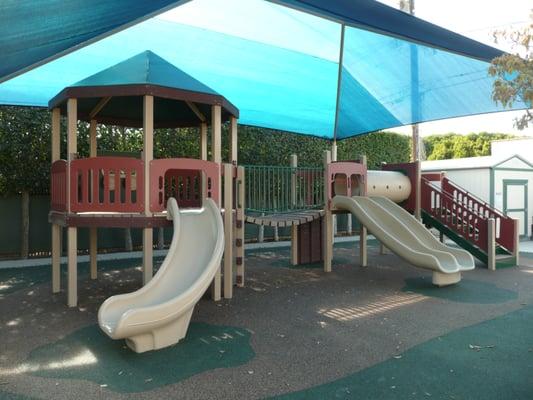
441, 177, 516, 252
421, 178, 489, 252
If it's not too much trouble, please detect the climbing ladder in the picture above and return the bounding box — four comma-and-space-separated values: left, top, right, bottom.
421, 175, 519, 269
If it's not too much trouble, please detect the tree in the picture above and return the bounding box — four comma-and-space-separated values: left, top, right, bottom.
489, 13, 533, 129
424, 132, 515, 160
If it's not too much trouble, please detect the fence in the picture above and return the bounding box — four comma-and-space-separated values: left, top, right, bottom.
244, 165, 324, 213
1, 194, 360, 260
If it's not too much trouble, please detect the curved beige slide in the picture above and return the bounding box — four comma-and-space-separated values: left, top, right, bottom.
332, 196, 474, 286
98, 197, 224, 353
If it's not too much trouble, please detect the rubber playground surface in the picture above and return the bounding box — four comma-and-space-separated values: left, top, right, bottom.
1, 242, 532, 399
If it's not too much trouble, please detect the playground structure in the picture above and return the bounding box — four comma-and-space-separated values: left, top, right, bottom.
49, 51, 245, 312
243, 152, 520, 275
46, 51, 521, 351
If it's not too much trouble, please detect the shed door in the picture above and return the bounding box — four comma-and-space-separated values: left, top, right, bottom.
503, 180, 528, 237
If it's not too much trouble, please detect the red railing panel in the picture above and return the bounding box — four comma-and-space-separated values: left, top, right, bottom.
150, 158, 220, 212
441, 177, 515, 252
51, 160, 67, 212
422, 178, 488, 252
70, 157, 144, 213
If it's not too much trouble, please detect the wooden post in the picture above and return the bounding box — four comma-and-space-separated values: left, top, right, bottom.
290, 154, 298, 265
67, 98, 77, 307
89, 119, 98, 280
223, 163, 233, 299
323, 150, 333, 272
200, 122, 208, 161
51, 108, 61, 293
487, 218, 496, 271
211, 105, 222, 301
142, 95, 154, 285
236, 166, 245, 287
230, 116, 238, 164
359, 154, 368, 268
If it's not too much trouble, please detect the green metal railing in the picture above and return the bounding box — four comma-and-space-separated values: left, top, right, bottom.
244, 165, 324, 213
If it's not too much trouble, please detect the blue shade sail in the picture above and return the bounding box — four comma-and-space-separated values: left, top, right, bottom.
335, 26, 515, 139
0, 0, 187, 82
0, 0, 528, 139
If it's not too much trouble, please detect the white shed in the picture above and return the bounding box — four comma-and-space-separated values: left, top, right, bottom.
422, 154, 533, 237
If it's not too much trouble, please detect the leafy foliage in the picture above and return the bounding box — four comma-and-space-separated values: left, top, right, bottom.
0, 106, 421, 195
489, 13, 533, 129
423, 132, 515, 160
0, 107, 51, 195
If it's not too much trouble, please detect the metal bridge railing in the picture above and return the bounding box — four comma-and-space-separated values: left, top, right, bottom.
243, 165, 324, 213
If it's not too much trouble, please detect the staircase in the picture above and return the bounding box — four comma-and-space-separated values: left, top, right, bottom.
421, 176, 518, 269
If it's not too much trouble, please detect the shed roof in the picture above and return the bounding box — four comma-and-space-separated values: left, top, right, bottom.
49, 50, 238, 127
422, 154, 533, 171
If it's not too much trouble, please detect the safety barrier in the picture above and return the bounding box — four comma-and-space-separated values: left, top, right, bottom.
421, 177, 488, 251
442, 177, 516, 252
50, 160, 67, 212
244, 165, 323, 213
150, 158, 220, 212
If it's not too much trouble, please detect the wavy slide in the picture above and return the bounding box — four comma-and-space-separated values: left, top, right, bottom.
98, 198, 224, 353
332, 196, 474, 286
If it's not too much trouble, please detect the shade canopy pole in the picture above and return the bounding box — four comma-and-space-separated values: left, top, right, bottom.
89, 119, 98, 280
142, 95, 154, 285
332, 24, 346, 143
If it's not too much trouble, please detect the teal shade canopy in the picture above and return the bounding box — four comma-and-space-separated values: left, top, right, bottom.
49, 50, 238, 128
0, 0, 529, 139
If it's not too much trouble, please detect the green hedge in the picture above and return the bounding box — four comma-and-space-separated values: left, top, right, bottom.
0, 106, 412, 195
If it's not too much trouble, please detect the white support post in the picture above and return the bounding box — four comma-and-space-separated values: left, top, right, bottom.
67, 99, 77, 307
142, 95, 154, 285
323, 150, 333, 272
223, 164, 233, 299
359, 154, 368, 267
513, 219, 520, 266
211, 105, 222, 301
415, 160, 422, 221
89, 119, 97, 280
487, 218, 496, 271
236, 166, 245, 287
51, 108, 61, 293
290, 154, 298, 265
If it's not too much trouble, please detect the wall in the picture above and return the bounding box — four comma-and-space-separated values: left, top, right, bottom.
441, 168, 491, 203
0, 195, 358, 259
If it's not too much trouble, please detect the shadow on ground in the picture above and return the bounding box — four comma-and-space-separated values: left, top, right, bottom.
0, 257, 165, 297
402, 276, 517, 304
273, 303, 533, 399
19, 322, 254, 393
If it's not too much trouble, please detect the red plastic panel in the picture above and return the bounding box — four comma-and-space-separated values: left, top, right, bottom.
150, 158, 220, 213
51, 160, 67, 212
442, 177, 515, 252
422, 178, 488, 252
164, 169, 202, 208
69, 157, 144, 213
